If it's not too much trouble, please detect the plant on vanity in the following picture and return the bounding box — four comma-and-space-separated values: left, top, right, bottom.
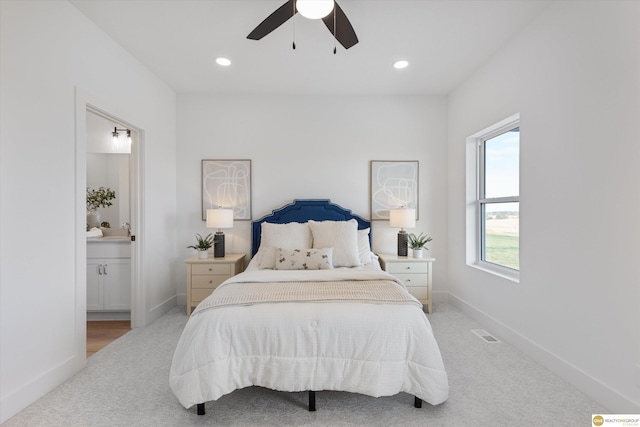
408, 232, 433, 258
187, 233, 216, 259
86, 187, 116, 230
86, 187, 116, 211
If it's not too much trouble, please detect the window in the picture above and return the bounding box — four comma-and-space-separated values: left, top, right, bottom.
467, 114, 520, 280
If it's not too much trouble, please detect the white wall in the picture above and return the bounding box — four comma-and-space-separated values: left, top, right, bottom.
0, 0, 177, 422
176, 94, 448, 300
447, 0, 640, 412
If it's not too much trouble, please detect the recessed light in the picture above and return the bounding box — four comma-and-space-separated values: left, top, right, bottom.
393, 60, 409, 69
216, 57, 231, 66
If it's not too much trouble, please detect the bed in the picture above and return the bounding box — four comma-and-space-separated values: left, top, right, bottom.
169, 199, 449, 415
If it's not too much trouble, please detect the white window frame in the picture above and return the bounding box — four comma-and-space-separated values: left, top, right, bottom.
466, 113, 520, 282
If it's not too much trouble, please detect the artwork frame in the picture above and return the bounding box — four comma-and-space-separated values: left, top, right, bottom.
201, 159, 252, 221
370, 160, 419, 221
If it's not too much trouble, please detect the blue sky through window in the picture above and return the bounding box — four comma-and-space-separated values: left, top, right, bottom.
484, 128, 519, 212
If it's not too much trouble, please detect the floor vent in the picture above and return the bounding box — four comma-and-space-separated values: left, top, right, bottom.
471, 329, 500, 343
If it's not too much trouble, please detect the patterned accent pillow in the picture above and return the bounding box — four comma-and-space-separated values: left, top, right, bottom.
274, 248, 334, 270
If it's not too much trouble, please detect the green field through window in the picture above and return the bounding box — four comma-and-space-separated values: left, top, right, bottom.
485, 233, 519, 270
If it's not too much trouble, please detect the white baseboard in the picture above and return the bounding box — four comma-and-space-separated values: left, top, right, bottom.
0, 354, 83, 424
448, 292, 640, 413
146, 295, 177, 326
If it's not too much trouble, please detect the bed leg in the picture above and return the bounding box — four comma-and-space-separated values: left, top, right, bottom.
414, 396, 422, 408
196, 403, 205, 415
308, 391, 316, 412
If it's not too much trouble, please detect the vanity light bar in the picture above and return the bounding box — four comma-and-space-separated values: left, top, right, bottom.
111, 127, 131, 144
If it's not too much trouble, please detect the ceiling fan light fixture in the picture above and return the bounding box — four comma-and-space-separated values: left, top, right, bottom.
296, 0, 334, 20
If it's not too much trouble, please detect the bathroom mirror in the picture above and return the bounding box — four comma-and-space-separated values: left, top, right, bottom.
87, 153, 130, 229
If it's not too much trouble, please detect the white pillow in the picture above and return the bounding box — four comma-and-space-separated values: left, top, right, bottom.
308, 219, 361, 268
274, 248, 333, 270
258, 222, 312, 269
358, 228, 372, 265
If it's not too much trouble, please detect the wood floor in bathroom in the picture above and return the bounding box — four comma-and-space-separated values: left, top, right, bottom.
86, 321, 130, 357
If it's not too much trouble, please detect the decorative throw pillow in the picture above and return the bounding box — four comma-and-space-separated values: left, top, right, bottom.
257, 222, 312, 269
274, 248, 334, 270
308, 219, 361, 268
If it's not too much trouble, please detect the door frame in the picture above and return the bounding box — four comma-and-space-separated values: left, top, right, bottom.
75, 87, 145, 363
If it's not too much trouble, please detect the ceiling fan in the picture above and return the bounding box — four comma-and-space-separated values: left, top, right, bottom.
247, 0, 359, 50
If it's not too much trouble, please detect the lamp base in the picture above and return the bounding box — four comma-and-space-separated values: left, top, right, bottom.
214, 232, 225, 258
397, 230, 408, 257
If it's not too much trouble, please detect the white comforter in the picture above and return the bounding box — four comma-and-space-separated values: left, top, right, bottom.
169, 268, 449, 409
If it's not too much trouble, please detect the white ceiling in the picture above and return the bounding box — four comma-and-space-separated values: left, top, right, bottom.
70, 0, 550, 95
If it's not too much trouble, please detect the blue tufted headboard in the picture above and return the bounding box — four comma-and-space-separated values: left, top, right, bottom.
251, 199, 371, 257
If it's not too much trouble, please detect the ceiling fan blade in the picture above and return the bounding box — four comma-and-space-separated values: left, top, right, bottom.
322, 1, 358, 49
247, 0, 296, 40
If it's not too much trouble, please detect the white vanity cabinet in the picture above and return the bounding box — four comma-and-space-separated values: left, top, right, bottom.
87, 240, 131, 312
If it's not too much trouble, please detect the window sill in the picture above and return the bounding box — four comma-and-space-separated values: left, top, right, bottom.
469, 261, 520, 283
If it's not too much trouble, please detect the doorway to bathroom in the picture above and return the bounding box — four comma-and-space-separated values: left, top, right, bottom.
75, 87, 145, 363
86, 109, 134, 327
85, 107, 141, 357
79, 98, 144, 337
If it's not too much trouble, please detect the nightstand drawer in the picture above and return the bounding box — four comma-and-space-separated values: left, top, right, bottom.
385, 262, 428, 274
394, 273, 427, 287
191, 275, 228, 289
192, 264, 231, 275
192, 288, 216, 302
407, 287, 428, 300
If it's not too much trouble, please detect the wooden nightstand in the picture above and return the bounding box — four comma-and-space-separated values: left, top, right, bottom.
185, 253, 245, 316
377, 253, 434, 313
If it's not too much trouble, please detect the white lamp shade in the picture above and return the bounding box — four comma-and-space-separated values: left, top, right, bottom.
389, 208, 416, 228
206, 209, 234, 229
296, 0, 334, 19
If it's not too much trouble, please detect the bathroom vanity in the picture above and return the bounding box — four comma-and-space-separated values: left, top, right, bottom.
87, 236, 131, 319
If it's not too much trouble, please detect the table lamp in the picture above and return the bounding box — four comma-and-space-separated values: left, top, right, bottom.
206, 208, 234, 258
389, 208, 415, 257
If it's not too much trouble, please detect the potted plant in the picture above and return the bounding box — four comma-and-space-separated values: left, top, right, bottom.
408, 232, 432, 259
187, 233, 215, 259
86, 187, 116, 229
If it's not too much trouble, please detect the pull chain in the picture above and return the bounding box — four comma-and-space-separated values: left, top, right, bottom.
333, 5, 337, 54
292, 1, 296, 49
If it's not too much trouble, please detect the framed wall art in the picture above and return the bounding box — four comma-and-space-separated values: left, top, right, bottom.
201, 159, 251, 220
370, 160, 419, 220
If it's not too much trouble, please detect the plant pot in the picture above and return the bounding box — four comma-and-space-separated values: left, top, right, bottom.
412, 249, 424, 259
87, 210, 100, 229
197, 250, 209, 259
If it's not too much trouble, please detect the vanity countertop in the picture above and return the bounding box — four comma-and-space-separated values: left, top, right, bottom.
87, 237, 130, 243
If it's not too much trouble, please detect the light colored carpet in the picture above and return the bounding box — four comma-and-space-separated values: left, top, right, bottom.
3, 303, 606, 426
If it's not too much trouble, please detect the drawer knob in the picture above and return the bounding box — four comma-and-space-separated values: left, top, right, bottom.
405, 267, 411, 270
208, 268, 213, 271
209, 280, 213, 284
